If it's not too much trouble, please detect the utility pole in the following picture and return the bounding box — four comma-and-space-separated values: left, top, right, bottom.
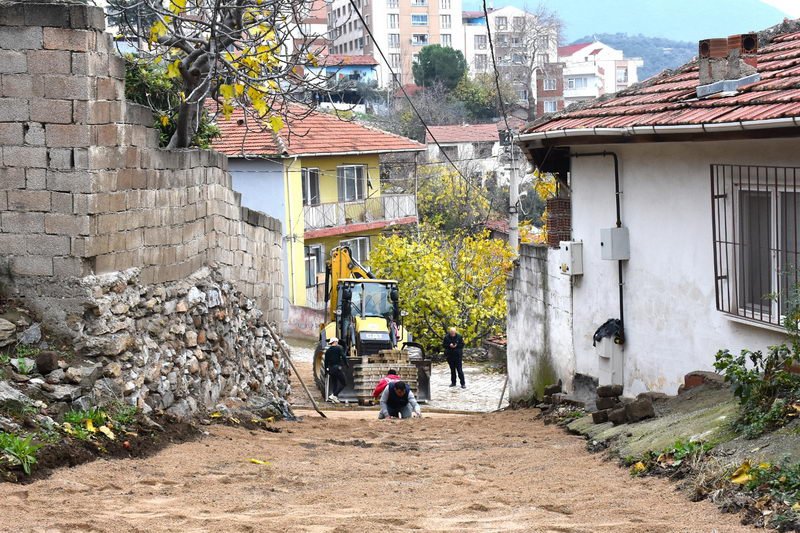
501, 129, 519, 255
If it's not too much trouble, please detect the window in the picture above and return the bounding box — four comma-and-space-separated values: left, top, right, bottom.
301, 168, 320, 206
474, 35, 487, 50
495, 16, 507, 29
387, 0, 398, 7
497, 33, 509, 47
440, 145, 458, 160
389, 53, 401, 68
566, 77, 588, 89
337, 165, 367, 201
536, 53, 549, 66
440, 33, 451, 47
412, 53, 419, 64
440, 14, 451, 29
357, 37, 364, 49
412, 34, 429, 46
340, 237, 370, 263
411, 0, 427, 5
440, 0, 450, 9
711, 165, 800, 327
388, 13, 399, 28
543, 78, 557, 91
536, 35, 550, 49
388, 33, 400, 49
512, 35, 523, 48
512, 16, 524, 28
515, 86, 528, 101
474, 54, 487, 71
304, 245, 324, 288
616, 67, 629, 83
543, 100, 557, 113
472, 142, 493, 158
411, 14, 428, 26
511, 53, 524, 64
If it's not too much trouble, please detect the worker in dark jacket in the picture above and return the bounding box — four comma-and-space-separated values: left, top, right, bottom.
324, 337, 348, 403
379, 380, 421, 419
443, 327, 465, 388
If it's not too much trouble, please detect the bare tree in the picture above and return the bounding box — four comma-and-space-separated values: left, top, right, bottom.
106, 0, 333, 148
492, 4, 561, 120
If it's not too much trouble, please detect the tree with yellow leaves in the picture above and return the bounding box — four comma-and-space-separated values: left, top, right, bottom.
370, 228, 513, 353
107, 0, 329, 148
416, 165, 491, 233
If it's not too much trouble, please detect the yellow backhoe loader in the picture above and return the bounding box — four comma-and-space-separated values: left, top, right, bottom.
313, 246, 431, 404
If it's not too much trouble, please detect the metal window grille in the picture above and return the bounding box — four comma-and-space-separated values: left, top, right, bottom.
711, 164, 800, 327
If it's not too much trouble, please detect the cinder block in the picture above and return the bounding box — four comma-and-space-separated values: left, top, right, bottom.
3, 146, 47, 167
24, 3, 70, 28
3, 74, 42, 98
53, 256, 87, 277
43, 28, 94, 52
0, 4, 25, 26
25, 168, 46, 189
0, 98, 29, 121
93, 253, 115, 273
96, 77, 124, 100
0, 123, 23, 145
0, 27, 43, 50
72, 193, 89, 215
11, 255, 53, 277
0, 167, 25, 188
44, 213, 90, 236
69, 5, 106, 31
0, 51, 26, 74
70, 236, 87, 256
27, 50, 71, 75
94, 123, 119, 147
48, 148, 73, 169
51, 191, 73, 213
46, 170, 92, 193
0, 191, 6, 211
7, 190, 50, 211
46, 124, 91, 148
31, 99, 72, 124
2, 211, 45, 233
26, 234, 70, 255
23, 121, 45, 145
43, 75, 93, 100
0, 234, 26, 255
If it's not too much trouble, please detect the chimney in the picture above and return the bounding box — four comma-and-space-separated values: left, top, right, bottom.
697, 33, 759, 97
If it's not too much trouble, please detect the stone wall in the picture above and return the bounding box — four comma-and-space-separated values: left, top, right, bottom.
0, 1, 283, 331
506, 244, 574, 402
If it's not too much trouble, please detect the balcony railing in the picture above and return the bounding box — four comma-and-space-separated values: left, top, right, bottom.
303, 194, 417, 230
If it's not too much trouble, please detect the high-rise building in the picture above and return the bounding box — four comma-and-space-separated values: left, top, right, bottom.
558, 41, 644, 106
327, 0, 464, 86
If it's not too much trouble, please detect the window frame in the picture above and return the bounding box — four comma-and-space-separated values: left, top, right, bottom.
301, 167, 320, 206
411, 13, 428, 26
339, 237, 370, 263
543, 78, 557, 91
304, 245, 325, 288
543, 100, 558, 113
387, 13, 399, 28
412, 33, 429, 46
474, 35, 487, 50
440, 33, 451, 47
337, 165, 367, 202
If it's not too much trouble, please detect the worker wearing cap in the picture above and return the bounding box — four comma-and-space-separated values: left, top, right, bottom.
324, 337, 348, 403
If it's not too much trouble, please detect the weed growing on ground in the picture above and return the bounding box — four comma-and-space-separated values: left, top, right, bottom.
64, 407, 107, 427
714, 287, 800, 439
14, 345, 40, 359
14, 357, 32, 375
109, 402, 138, 427
0, 352, 9, 365
735, 461, 800, 530
0, 432, 42, 475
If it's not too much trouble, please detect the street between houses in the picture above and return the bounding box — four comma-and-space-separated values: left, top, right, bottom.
0, 409, 750, 533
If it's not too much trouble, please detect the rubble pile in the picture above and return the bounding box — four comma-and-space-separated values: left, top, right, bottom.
591, 385, 655, 425
0, 265, 292, 421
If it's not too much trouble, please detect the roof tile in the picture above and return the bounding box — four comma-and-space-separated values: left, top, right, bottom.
425, 124, 500, 143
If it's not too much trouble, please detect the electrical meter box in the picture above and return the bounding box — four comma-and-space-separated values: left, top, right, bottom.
600, 227, 630, 260
558, 241, 583, 276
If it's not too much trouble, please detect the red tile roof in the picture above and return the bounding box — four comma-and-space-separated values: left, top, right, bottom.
425, 124, 500, 143
527, 23, 800, 137
212, 105, 425, 158
321, 54, 379, 66
304, 216, 417, 239
557, 42, 592, 58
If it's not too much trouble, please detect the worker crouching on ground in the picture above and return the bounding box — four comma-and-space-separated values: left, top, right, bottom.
325, 337, 348, 403
379, 380, 421, 419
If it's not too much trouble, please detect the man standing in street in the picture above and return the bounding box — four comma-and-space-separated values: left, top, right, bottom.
378, 380, 421, 419
443, 327, 465, 389
324, 337, 348, 403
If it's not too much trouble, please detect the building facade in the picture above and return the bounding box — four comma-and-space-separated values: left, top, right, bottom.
557, 41, 643, 107
213, 107, 425, 313
327, 0, 465, 87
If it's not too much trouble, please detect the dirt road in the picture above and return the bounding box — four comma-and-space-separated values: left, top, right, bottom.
0, 409, 750, 532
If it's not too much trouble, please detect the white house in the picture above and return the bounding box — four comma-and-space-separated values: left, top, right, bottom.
557, 41, 643, 106
510, 25, 800, 401
425, 123, 503, 181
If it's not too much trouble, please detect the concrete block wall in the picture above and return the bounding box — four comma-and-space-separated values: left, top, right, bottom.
0, 1, 283, 328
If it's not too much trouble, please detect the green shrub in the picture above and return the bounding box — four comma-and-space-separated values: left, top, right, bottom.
64, 407, 107, 427
0, 432, 42, 475
744, 462, 800, 530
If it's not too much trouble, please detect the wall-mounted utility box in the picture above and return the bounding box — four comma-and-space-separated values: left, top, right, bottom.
600, 227, 630, 260
558, 241, 583, 276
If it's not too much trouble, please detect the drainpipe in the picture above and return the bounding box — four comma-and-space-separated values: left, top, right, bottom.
570, 151, 625, 343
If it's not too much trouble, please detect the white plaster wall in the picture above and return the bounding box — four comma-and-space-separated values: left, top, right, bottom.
569, 138, 798, 396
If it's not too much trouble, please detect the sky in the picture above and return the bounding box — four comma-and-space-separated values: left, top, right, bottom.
463, 0, 800, 42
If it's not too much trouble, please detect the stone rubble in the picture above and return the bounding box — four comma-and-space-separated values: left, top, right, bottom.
0, 265, 292, 421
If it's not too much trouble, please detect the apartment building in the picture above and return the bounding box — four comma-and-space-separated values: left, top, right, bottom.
461, 6, 559, 110
558, 41, 644, 106
327, 0, 464, 86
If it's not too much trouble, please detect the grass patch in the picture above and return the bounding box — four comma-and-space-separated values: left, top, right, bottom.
0, 432, 42, 475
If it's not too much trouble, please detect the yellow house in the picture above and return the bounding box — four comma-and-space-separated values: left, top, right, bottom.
213, 107, 425, 312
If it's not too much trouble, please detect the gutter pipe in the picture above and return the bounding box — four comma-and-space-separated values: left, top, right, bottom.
570, 151, 625, 344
